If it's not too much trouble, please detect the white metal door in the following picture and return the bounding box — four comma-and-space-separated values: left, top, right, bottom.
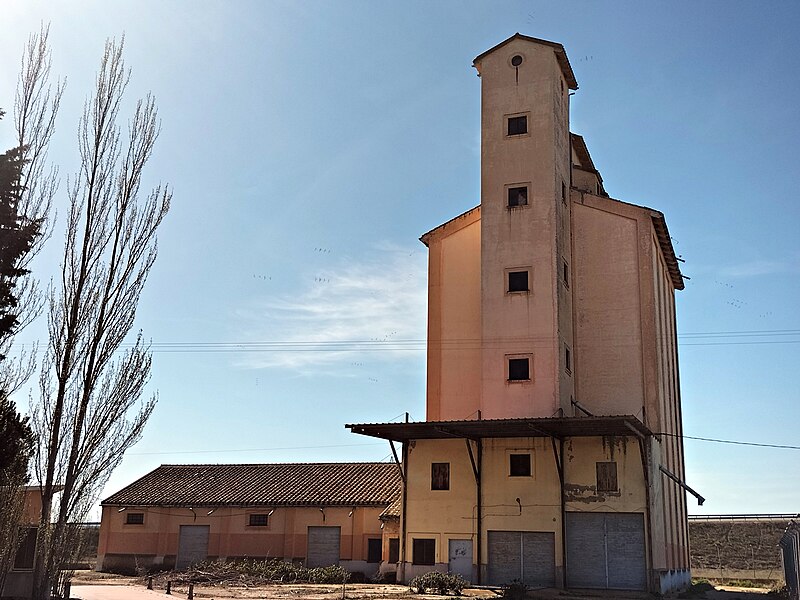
176, 525, 209, 570
448, 539, 473, 580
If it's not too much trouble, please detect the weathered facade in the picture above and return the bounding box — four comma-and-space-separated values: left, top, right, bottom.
349, 33, 691, 594
97, 463, 400, 577
2, 488, 47, 599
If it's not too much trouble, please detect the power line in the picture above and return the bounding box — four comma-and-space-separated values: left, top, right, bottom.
662, 432, 800, 451
128, 442, 383, 456
9, 328, 800, 354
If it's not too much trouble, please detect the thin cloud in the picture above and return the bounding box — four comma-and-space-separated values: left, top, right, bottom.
236, 244, 427, 374
718, 259, 797, 278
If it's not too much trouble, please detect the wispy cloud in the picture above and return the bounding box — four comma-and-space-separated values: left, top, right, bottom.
718, 259, 797, 278
235, 244, 427, 373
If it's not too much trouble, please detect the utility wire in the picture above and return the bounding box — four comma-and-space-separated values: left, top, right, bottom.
128, 442, 383, 456
661, 432, 800, 451
9, 328, 800, 354
125, 432, 800, 457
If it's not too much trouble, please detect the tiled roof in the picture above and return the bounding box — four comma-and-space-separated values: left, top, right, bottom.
102, 463, 401, 508
380, 495, 402, 520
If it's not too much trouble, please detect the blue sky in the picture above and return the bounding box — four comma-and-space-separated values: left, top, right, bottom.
2, 1, 799, 519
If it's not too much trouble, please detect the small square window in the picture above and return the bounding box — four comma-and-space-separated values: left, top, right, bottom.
431, 463, 450, 490
507, 186, 528, 207
412, 538, 435, 566
388, 538, 400, 563
249, 514, 269, 527
565, 346, 571, 373
126, 512, 144, 525
509, 454, 531, 477
367, 538, 382, 563
508, 271, 529, 293
596, 462, 618, 492
508, 358, 530, 381
507, 115, 527, 136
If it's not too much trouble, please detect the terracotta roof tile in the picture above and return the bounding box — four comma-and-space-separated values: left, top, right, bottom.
102, 463, 401, 508
380, 495, 402, 520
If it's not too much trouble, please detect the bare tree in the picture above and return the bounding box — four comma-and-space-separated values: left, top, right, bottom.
31, 37, 170, 599
0, 27, 62, 596
1, 25, 62, 393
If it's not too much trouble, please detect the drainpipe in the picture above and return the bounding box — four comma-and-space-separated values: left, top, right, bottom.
400, 439, 409, 583
477, 439, 482, 585
558, 437, 567, 589
639, 436, 656, 593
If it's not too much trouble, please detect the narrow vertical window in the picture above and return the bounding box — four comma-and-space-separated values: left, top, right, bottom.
596, 462, 618, 492
412, 539, 435, 565
565, 346, 572, 374
367, 538, 382, 563
561, 181, 567, 204
508, 357, 530, 381
563, 260, 570, 288
388, 538, 400, 563
431, 463, 450, 490
14, 528, 37, 570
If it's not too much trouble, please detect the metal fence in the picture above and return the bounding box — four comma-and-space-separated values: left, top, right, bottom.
781, 521, 800, 600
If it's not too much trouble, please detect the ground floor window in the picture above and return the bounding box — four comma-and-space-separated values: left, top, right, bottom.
367, 538, 382, 563
14, 527, 37, 570
412, 538, 435, 565
388, 538, 399, 563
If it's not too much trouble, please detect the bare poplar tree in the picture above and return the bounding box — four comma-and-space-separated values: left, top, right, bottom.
0, 27, 61, 595
31, 37, 170, 599
1, 25, 62, 392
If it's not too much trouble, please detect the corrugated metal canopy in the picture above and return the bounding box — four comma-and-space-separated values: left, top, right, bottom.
346, 415, 651, 442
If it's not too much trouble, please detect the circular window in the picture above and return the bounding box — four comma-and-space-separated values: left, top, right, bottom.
511, 55, 523, 67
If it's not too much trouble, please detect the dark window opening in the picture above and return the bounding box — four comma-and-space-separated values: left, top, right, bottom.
597, 462, 618, 492
507, 186, 528, 207
431, 462, 450, 490
508, 271, 529, 293
561, 181, 567, 204
563, 260, 570, 287
510, 454, 532, 477
565, 346, 572, 373
388, 538, 400, 563
126, 512, 144, 525
507, 115, 527, 136
412, 538, 435, 566
367, 538, 382, 563
508, 358, 530, 381
14, 528, 37, 570
511, 55, 523, 67
249, 514, 269, 527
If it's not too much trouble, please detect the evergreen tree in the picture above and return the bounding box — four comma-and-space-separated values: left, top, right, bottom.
0, 115, 43, 349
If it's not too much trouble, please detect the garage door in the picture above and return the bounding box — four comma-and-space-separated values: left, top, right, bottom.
487, 531, 555, 587
566, 512, 646, 590
307, 526, 341, 568
176, 525, 209, 570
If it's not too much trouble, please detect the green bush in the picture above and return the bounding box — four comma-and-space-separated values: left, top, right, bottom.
409, 571, 467, 595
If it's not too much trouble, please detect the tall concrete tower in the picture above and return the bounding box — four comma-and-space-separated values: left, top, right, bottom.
474, 34, 578, 418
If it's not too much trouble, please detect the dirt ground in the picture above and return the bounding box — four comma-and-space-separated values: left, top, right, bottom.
69, 571, 775, 600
